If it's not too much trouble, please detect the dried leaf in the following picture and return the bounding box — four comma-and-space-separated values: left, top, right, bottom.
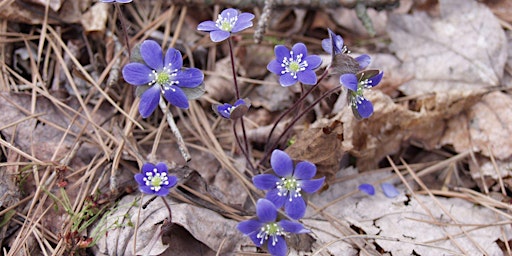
387, 0, 507, 95
80, 2, 109, 33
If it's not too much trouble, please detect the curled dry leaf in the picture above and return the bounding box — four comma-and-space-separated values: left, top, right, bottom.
387, 0, 507, 95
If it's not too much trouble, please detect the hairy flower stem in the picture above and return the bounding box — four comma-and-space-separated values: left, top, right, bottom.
161, 196, 173, 221
158, 98, 191, 162
228, 37, 251, 167
259, 68, 331, 166
114, 3, 131, 59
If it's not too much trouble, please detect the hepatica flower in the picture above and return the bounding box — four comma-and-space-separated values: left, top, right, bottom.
253, 150, 325, 219
197, 8, 255, 42
267, 43, 322, 87
237, 199, 308, 256
214, 98, 250, 119
340, 70, 383, 119
134, 162, 178, 196
322, 29, 371, 73
122, 40, 204, 118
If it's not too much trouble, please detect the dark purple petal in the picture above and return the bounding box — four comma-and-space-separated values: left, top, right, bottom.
134, 173, 146, 186
270, 150, 293, 177
164, 48, 182, 70
266, 189, 286, 208
141, 162, 156, 173
293, 161, 316, 180
279, 73, 297, 87
154, 187, 170, 196
285, 197, 306, 219
381, 182, 399, 198
139, 185, 155, 194
358, 183, 375, 195
139, 85, 161, 118
355, 54, 371, 69
268, 235, 287, 256
256, 199, 277, 223
340, 74, 358, 91
165, 175, 178, 188
175, 68, 204, 88
367, 71, 384, 88
237, 219, 262, 235
267, 59, 284, 75
279, 220, 308, 234
197, 20, 218, 32
122, 63, 152, 85
300, 177, 325, 193
297, 69, 317, 85
253, 174, 280, 190
163, 85, 189, 109
155, 162, 168, 174
291, 43, 307, 57
210, 30, 230, 42
356, 98, 374, 118
274, 45, 290, 63
305, 55, 322, 70
140, 40, 163, 70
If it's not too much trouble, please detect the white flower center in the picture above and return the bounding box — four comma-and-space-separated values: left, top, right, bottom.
216, 13, 238, 32
143, 168, 170, 192
256, 222, 285, 246
276, 177, 302, 202
280, 51, 308, 79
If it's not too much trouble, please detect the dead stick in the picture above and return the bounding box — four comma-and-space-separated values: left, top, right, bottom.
158, 98, 191, 162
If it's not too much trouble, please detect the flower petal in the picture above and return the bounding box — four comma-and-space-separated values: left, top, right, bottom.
279, 220, 308, 234
256, 198, 277, 223
355, 54, 371, 69
291, 43, 307, 57
279, 73, 298, 87
164, 48, 182, 70
274, 45, 290, 63
210, 30, 230, 42
155, 162, 168, 174
197, 20, 218, 32
305, 55, 322, 70
165, 175, 178, 188
266, 189, 286, 208
321, 38, 332, 54
163, 85, 189, 109
358, 183, 375, 195
220, 8, 238, 19
381, 182, 400, 198
134, 173, 146, 186
368, 71, 384, 88
174, 68, 204, 88
268, 235, 287, 256
139, 85, 161, 118
122, 63, 152, 85
253, 174, 280, 190
140, 40, 163, 70
285, 196, 306, 219
297, 69, 317, 85
340, 74, 358, 91
231, 13, 255, 32
216, 103, 232, 119
141, 163, 156, 173
267, 59, 284, 75
356, 98, 374, 118
139, 185, 155, 195
300, 177, 325, 193
270, 150, 294, 177
293, 161, 316, 180
249, 233, 264, 247
237, 219, 262, 235
154, 187, 170, 196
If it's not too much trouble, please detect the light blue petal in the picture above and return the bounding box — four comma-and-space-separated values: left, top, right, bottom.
210, 30, 230, 42
300, 177, 325, 193
134, 173, 146, 186
237, 219, 262, 235
356, 98, 374, 118
291, 43, 307, 57
197, 20, 218, 32
355, 54, 371, 69
164, 48, 182, 70
122, 63, 152, 85
340, 74, 358, 91
274, 45, 290, 63
154, 187, 170, 196
140, 40, 163, 70
270, 150, 293, 177
163, 85, 189, 109
381, 182, 400, 198
253, 174, 280, 190
256, 198, 277, 223
268, 235, 287, 256
139, 85, 160, 118
267, 59, 284, 75
174, 68, 204, 88
165, 175, 178, 188
285, 197, 306, 220
279, 73, 297, 87
279, 220, 308, 234
297, 69, 317, 85
305, 55, 322, 70
266, 189, 286, 208
368, 71, 384, 88
358, 183, 375, 195
293, 161, 316, 180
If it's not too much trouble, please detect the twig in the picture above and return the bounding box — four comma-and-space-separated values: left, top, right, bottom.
158, 98, 191, 162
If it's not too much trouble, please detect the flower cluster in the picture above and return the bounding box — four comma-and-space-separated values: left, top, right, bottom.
134, 162, 178, 197
197, 8, 255, 42
238, 150, 325, 256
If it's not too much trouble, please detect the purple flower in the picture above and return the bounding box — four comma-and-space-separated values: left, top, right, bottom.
253, 150, 325, 219
358, 183, 375, 195
122, 40, 204, 118
267, 43, 322, 87
134, 162, 178, 196
340, 70, 383, 119
100, 0, 132, 3
197, 8, 255, 42
381, 182, 400, 198
322, 28, 370, 70
237, 199, 308, 256
214, 99, 250, 119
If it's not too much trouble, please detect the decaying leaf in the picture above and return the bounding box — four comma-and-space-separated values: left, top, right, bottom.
387, 0, 507, 95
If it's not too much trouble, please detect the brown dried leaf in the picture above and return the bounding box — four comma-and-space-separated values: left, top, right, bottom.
387, 0, 507, 95
80, 2, 109, 33
0, 0, 86, 24
442, 91, 512, 160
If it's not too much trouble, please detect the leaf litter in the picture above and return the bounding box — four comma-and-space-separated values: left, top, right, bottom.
1, 0, 512, 255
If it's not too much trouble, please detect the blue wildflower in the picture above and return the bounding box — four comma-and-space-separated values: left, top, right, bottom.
237, 199, 308, 256
340, 70, 383, 119
197, 8, 255, 42
253, 150, 325, 219
134, 162, 178, 197
267, 43, 322, 87
214, 99, 250, 119
122, 40, 204, 118
358, 183, 375, 195
381, 182, 400, 198
322, 28, 371, 70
